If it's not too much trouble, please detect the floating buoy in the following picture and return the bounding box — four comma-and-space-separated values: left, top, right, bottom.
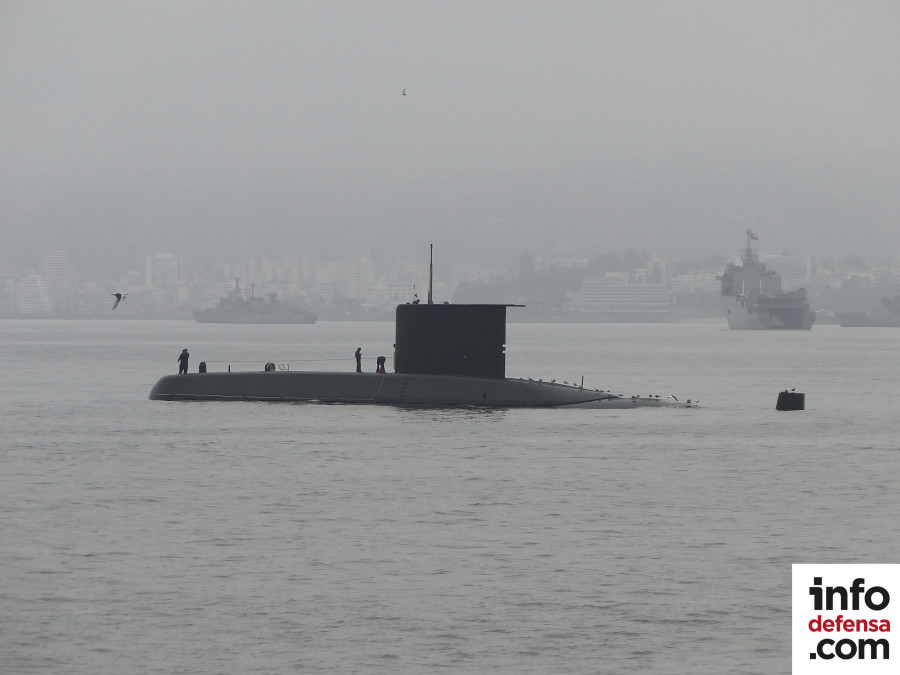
776, 390, 805, 411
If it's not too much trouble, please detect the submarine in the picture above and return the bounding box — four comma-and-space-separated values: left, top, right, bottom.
149, 249, 687, 409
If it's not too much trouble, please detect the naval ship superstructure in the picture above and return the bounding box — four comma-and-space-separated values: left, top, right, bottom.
718, 230, 815, 330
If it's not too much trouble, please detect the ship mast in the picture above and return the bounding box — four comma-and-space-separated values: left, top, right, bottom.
743, 228, 757, 264
428, 243, 434, 305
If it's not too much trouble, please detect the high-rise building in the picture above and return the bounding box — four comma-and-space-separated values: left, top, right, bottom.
16, 273, 51, 314
145, 253, 181, 290
39, 249, 68, 301
351, 258, 374, 301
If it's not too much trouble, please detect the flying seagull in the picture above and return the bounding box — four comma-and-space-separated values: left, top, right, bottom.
111, 292, 127, 310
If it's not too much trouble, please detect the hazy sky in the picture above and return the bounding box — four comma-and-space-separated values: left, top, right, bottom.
2, 1, 899, 276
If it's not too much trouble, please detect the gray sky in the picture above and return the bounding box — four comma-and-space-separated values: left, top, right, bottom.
2, 0, 899, 275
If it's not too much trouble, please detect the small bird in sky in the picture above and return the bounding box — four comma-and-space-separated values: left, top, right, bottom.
111, 292, 126, 310
402, 89, 406, 96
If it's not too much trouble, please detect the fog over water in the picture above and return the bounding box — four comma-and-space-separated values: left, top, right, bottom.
2, 1, 899, 274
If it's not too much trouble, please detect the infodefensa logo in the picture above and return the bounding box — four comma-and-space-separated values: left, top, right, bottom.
793, 564, 898, 674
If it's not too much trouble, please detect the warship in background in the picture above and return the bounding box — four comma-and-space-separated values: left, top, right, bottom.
835, 294, 900, 327
717, 230, 815, 330
193, 279, 316, 324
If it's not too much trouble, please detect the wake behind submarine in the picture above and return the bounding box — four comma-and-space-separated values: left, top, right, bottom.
149, 250, 690, 409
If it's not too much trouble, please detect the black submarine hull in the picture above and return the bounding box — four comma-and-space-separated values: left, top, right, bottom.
148, 371, 675, 408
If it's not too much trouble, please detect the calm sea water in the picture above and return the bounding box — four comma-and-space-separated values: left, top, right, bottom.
1, 319, 898, 674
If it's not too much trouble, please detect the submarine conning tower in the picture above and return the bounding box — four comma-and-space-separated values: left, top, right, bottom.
394, 303, 520, 378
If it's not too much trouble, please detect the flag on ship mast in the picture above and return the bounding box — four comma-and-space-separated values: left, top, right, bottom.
749, 230, 758, 241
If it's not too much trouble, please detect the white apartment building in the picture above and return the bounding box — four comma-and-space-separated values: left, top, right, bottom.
669, 273, 720, 295
576, 278, 674, 312
145, 253, 181, 290
314, 259, 375, 301
15, 273, 52, 314
39, 249, 68, 301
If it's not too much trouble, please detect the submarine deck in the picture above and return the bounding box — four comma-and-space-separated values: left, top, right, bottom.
148, 371, 676, 408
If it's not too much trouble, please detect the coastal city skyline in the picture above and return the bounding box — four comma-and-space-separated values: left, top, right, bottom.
5, 237, 897, 319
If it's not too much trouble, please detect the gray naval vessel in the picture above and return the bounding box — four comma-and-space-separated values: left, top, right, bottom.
194, 279, 316, 324
151, 251, 688, 409
717, 230, 815, 330
835, 294, 900, 327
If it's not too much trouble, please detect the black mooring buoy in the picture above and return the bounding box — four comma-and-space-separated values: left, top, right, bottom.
776, 390, 805, 411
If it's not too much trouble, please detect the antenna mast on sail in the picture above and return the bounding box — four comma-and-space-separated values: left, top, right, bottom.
428, 243, 434, 305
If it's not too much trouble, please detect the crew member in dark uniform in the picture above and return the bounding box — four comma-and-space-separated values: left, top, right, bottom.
355, 347, 362, 373
178, 348, 190, 374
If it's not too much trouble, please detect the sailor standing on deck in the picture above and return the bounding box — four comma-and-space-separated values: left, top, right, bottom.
178, 348, 190, 374
355, 347, 362, 373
